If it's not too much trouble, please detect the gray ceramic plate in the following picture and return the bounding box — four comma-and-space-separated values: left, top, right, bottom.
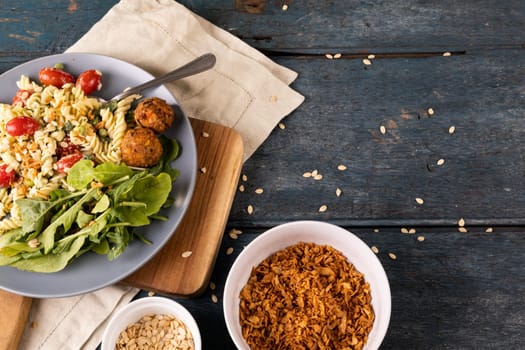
0, 53, 197, 297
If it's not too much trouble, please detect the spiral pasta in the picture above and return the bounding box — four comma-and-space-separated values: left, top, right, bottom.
0, 73, 141, 233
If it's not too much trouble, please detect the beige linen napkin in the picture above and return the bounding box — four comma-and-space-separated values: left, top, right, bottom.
19, 0, 304, 349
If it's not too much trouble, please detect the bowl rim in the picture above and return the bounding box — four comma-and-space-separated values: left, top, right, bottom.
101, 296, 202, 350
223, 220, 391, 350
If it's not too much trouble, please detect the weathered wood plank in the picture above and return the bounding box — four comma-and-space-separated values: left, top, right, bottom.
178, 0, 525, 53
167, 226, 525, 349
229, 49, 525, 226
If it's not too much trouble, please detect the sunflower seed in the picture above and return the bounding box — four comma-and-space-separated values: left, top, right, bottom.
379, 125, 386, 134
226, 247, 234, 255
325, 53, 334, 59
449, 126, 456, 134
437, 158, 445, 166
211, 294, 219, 303
371, 246, 379, 254
388, 252, 397, 260
242, 174, 248, 182
318, 205, 328, 212
417, 235, 425, 242
362, 58, 372, 65
368, 54, 376, 59
336, 188, 342, 197
458, 218, 465, 227
401, 228, 409, 234
458, 227, 468, 233
334, 53, 342, 59
337, 164, 347, 171
247, 205, 254, 215
485, 227, 493, 233
443, 52, 452, 56
303, 172, 312, 178
278, 122, 286, 129
427, 108, 435, 116
313, 174, 323, 180
408, 228, 416, 234
415, 197, 424, 204
238, 184, 245, 192
181, 251, 192, 258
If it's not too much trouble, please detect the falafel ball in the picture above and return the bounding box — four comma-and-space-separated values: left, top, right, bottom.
121, 127, 163, 167
134, 97, 174, 133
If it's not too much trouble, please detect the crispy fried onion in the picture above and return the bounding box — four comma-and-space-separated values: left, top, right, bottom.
239, 242, 374, 350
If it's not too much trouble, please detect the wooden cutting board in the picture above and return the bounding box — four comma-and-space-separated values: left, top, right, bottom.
0, 119, 243, 349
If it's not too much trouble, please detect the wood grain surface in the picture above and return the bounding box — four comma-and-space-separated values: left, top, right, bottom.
124, 118, 243, 296
0, 290, 31, 350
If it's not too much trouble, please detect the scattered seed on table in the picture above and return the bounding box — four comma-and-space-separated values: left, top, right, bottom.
408, 228, 416, 234
449, 126, 456, 134
415, 197, 424, 205
458, 227, 468, 233
417, 235, 425, 242
373, 228, 380, 233
211, 294, 219, 303
199, 167, 207, 174
368, 54, 376, 59
311, 169, 319, 177
209, 281, 216, 290
485, 227, 494, 233
148, 291, 155, 297
371, 246, 379, 254
437, 158, 445, 166
325, 53, 334, 59
282, 4, 288, 11
334, 53, 342, 59
201, 131, 209, 138
319, 205, 328, 212
363, 58, 372, 65
443, 51, 452, 56
226, 247, 234, 255
313, 174, 323, 180
388, 252, 397, 260
303, 171, 312, 178
458, 218, 465, 227
238, 184, 245, 192
229, 231, 239, 239
247, 205, 254, 215
427, 108, 435, 116
335, 188, 342, 197
337, 164, 347, 171
379, 125, 386, 134
278, 122, 286, 129
242, 174, 248, 182
229, 228, 242, 237
181, 250, 193, 258
255, 188, 264, 194
401, 228, 409, 234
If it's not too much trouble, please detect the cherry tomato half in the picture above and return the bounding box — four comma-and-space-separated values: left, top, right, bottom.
75, 69, 102, 95
6, 116, 40, 136
0, 164, 16, 188
39, 67, 74, 87
12, 89, 33, 106
56, 153, 83, 174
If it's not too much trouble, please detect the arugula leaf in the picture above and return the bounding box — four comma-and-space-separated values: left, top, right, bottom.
67, 159, 96, 190
40, 188, 98, 253
10, 236, 86, 273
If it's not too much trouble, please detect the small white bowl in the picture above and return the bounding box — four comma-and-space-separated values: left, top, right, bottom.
223, 220, 391, 350
101, 296, 201, 350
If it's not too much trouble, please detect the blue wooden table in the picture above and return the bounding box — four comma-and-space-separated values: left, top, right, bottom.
1, 1, 524, 349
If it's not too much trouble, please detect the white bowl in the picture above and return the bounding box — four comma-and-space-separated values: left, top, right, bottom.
223, 220, 391, 350
101, 296, 201, 350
